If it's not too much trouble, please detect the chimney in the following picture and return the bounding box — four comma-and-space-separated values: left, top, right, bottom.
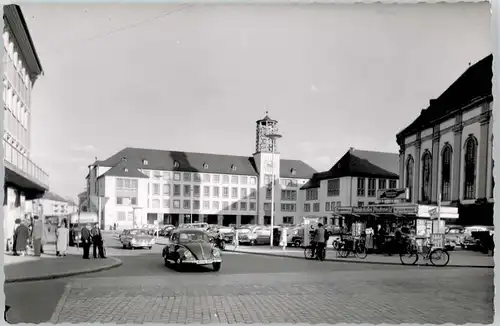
349, 147, 354, 152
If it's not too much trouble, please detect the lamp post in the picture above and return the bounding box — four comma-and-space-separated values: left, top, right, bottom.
266, 133, 282, 249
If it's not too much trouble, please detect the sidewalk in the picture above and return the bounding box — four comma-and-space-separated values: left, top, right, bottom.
228, 245, 494, 268
4, 244, 122, 283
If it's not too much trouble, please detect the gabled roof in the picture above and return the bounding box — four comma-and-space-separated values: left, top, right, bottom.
279, 159, 316, 179
42, 191, 70, 203
97, 159, 148, 179
92, 147, 317, 178
397, 54, 492, 141
301, 148, 399, 190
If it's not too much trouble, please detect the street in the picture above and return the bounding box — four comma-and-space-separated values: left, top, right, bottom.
5, 233, 493, 324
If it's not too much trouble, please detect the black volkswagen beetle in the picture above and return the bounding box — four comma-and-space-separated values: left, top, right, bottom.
162, 228, 222, 271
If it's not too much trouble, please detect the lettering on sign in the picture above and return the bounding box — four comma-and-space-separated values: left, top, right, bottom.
393, 206, 418, 215
352, 206, 394, 214
333, 207, 353, 214
377, 188, 408, 200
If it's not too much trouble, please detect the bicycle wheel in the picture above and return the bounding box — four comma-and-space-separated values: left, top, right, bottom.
355, 244, 368, 259
304, 247, 314, 259
400, 249, 418, 265
339, 247, 349, 258
429, 249, 450, 267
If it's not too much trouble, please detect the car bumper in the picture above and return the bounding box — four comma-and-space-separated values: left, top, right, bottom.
131, 243, 154, 247
166, 258, 222, 265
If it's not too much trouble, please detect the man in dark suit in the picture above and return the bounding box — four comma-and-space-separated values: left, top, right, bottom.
81, 224, 92, 259
91, 223, 106, 258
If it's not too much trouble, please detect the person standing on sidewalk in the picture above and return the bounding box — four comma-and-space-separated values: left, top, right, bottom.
56, 219, 69, 257
91, 223, 106, 258
13, 220, 30, 256
81, 224, 92, 259
311, 223, 326, 259
233, 228, 239, 250
32, 216, 44, 256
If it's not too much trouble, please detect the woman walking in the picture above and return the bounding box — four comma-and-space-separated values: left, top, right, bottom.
13, 220, 30, 256
56, 219, 69, 257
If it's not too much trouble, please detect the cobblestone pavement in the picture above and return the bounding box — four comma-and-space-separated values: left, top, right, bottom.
50, 265, 493, 324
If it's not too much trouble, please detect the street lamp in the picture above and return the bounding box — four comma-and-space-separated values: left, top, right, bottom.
266, 133, 282, 249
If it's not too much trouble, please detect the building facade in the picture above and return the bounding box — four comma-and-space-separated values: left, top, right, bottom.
25, 192, 78, 218
86, 115, 316, 230
396, 54, 493, 226
3, 5, 49, 243
300, 148, 400, 225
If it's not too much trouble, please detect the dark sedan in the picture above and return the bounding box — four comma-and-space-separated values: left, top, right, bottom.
162, 228, 222, 271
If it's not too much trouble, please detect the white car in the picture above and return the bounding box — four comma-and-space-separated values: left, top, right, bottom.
120, 229, 156, 249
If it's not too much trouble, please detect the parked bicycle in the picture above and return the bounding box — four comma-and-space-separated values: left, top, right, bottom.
304, 242, 326, 261
400, 242, 450, 267
337, 238, 367, 259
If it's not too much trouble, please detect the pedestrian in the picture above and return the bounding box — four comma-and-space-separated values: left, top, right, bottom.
56, 219, 69, 257
281, 227, 288, 251
113, 223, 116, 231
91, 223, 106, 258
312, 223, 327, 259
13, 219, 30, 256
233, 228, 239, 250
81, 224, 92, 259
32, 215, 44, 256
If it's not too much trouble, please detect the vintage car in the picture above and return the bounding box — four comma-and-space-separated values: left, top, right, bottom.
162, 228, 222, 271
158, 225, 176, 237
238, 226, 272, 245
444, 226, 465, 249
120, 229, 155, 249
207, 225, 235, 243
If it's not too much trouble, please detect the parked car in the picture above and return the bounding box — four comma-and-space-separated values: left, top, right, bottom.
159, 225, 175, 237
120, 229, 155, 249
444, 226, 465, 249
238, 226, 271, 245
179, 223, 209, 230
162, 228, 222, 271
207, 225, 234, 243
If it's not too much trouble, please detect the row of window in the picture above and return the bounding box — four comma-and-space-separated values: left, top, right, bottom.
144, 170, 258, 185
117, 211, 134, 221
303, 202, 320, 212
153, 184, 259, 199
4, 107, 28, 149
3, 33, 32, 108
116, 178, 138, 190
306, 189, 319, 201
151, 199, 257, 212
405, 136, 494, 202
357, 178, 397, 197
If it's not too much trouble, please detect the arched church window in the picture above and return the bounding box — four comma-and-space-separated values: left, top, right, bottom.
464, 136, 477, 199
441, 145, 452, 201
421, 151, 432, 202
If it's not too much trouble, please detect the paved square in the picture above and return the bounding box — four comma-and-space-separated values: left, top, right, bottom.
50, 267, 493, 324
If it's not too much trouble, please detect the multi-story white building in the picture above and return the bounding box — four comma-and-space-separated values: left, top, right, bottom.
396, 54, 494, 226
3, 5, 49, 244
25, 192, 78, 218
299, 147, 400, 225
86, 114, 316, 229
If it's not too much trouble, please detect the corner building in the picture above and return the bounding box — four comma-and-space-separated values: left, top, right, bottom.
87, 115, 316, 229
3, 5, 49, 245
397, 54, 493, 226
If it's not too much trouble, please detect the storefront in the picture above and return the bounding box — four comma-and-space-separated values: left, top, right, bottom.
332, 204, 459, 237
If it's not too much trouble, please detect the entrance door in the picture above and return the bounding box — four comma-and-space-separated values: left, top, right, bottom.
264, 216, 271, 225
147, 213, 157, 225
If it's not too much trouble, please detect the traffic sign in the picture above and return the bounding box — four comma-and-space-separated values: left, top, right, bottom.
428, 208, 438, 219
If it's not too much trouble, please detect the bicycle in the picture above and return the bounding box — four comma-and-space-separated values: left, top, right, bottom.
400, 242, 450, 267
337, 238, 367, 259
304, 243, 326, 261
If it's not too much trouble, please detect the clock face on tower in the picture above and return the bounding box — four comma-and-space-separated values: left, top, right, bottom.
265, 160, 273, 173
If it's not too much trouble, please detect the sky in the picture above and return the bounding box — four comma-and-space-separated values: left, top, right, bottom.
20, 2, 491, 200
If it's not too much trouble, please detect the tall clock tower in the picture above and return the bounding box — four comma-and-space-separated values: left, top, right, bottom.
253, 113, 281, 225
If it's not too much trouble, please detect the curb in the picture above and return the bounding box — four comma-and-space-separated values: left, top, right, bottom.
5, 257, 123, 284
235, 250, 494, 269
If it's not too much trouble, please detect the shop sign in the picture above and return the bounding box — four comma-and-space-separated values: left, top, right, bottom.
377, 188, 408, 200
352, 206, 394, 214
393, 205, 418, 215
332, 207, 353, 214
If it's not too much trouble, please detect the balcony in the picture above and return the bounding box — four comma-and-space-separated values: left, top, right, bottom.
4, 139, 49, 197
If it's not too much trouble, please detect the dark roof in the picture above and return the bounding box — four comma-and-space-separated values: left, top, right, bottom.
42, 191, 69, 202
279, 159, 316, 179
93, 147, 317, 178
301, 148, 399, 190
397, 54, 492, 141
97, 159, 148, 179
256, 114, 277, 124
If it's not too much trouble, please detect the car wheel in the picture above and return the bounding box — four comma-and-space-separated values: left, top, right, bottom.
122, 244, 126, 249
148, 246, 152, 250
212, 262, 221, 272
294, 240, 302, 247
250, 240, 256, 246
